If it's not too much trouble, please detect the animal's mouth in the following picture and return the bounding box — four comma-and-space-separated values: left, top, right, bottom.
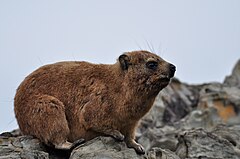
159, 75, 174, 87
161, 77, 171, 83
160, 75, 172, 82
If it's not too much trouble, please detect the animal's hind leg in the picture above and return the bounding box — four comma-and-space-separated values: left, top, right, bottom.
28, 95, 72, 149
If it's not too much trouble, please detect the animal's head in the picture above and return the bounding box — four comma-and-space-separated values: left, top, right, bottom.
118, 50, 176, 95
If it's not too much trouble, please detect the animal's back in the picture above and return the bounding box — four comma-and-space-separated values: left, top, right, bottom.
14, 61, 115, 146
15, 61, 109, 109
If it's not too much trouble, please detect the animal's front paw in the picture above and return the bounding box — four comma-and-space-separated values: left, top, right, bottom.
133, 143, 145, 154
126, 139, 145, 154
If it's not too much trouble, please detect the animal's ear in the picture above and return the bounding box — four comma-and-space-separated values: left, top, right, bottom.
119, 54, 130, 70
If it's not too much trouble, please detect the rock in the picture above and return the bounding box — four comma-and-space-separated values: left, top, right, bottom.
176, 107, 219, 130
161, 78, 200, 125
224, 59, 240, 88
176, 128, 240, 159
147, 148, 180, 159
0, 131, 74, 159
212, 124, 240, 150
197, 83, 240, 126
70, 136, 145, 159
0, 133, 49, 159
138, 126, 179, 152
70, 136, 180, 159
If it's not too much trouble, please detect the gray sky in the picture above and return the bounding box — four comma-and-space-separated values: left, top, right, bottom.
0, 0, 240, 132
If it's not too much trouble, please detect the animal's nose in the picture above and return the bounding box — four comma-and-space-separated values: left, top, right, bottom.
169, 64, 176, 72
169, 64, 176, 78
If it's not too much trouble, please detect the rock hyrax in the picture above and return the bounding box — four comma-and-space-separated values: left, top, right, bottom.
14, 50, 176, 154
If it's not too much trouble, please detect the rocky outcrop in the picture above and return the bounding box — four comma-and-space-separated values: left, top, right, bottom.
1, 59, 240, 159
176, 126, 240, 159
0, 132, 49, 159
224, 59, 240, 88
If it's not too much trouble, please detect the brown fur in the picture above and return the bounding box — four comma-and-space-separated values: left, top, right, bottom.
14, 50, 175, 153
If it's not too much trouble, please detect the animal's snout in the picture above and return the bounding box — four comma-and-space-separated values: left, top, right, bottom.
169, 64, 176, 78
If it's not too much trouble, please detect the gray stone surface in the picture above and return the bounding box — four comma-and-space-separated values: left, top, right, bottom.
0, 134, 49, 159
70, 137, 144, 159
224, 59, 240, 88
176, 128, 240, 159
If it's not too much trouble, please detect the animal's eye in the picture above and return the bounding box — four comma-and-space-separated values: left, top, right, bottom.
146, 61, 158, 70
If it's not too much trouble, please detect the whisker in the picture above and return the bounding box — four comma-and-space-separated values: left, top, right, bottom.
148, 39, 155, 53
134, 40, 143, 51
157, 42, 162, 56
144, 39, 153, 52
37, 56, 44, 65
